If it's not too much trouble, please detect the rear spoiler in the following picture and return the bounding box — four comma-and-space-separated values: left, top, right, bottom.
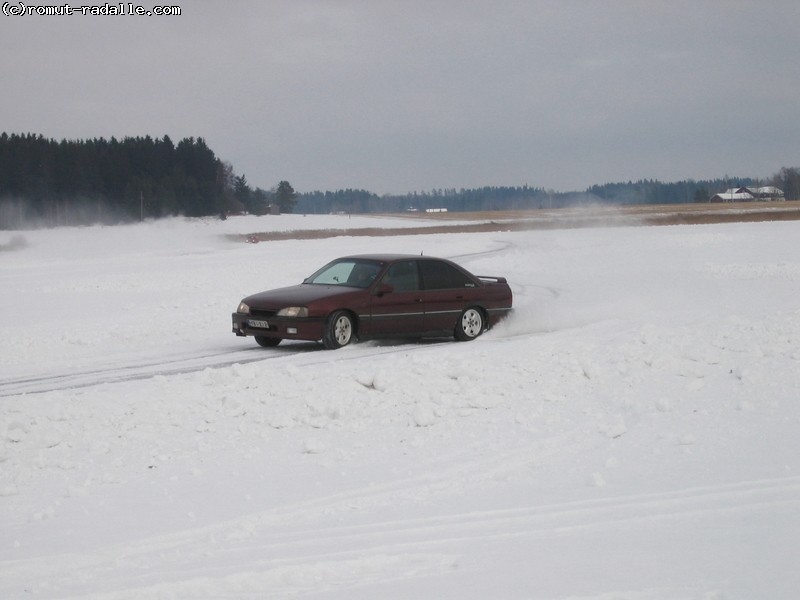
477, 276, 507, 284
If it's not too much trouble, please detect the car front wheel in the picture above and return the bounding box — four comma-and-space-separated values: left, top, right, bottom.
455, 307, 484, 341
323, 311, 354, 349
255, 336, 281, 347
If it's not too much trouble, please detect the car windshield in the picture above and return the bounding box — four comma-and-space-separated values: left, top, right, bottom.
306, 259, 382, 288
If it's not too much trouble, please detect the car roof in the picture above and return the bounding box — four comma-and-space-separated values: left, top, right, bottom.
338, 254, 443, 262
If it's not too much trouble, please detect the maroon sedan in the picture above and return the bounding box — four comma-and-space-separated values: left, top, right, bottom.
232, 254, 513, 349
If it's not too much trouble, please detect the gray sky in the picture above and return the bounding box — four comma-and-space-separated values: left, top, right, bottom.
2, 1, 799, 194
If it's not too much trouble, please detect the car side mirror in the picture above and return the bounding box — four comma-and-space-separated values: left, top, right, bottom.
376, 283, 394, 296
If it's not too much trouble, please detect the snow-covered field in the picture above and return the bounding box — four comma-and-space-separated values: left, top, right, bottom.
1, 213, 799, 599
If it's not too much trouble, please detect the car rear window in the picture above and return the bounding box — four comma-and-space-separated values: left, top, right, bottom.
419, 260, 475, 289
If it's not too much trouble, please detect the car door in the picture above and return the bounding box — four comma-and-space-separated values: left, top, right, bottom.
419, 259, 478, 333
367, 260, 424, 336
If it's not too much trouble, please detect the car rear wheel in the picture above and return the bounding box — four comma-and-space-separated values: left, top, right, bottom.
455, 307, 484, 341
323, 311, 354, 349
255, 336, 282, 347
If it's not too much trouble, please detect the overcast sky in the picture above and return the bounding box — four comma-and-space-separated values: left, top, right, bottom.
2, 1, 799, 194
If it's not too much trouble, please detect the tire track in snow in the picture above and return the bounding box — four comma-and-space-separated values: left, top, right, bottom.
158, 474, 800, 554
0, 340, 452, 397
5, 475, 798, 598
271, 476, 800, 547
0, 348, 271, 397
448, 239, 515, 262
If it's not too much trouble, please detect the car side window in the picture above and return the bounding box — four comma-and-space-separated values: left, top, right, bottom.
346, 262, 381, 288
382, 261, 420, 292
419, 260, 475, 290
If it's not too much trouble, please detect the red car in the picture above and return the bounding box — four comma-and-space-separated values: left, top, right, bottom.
232, 254, 513, 349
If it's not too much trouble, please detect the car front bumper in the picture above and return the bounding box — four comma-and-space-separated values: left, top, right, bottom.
231, 312, 326, 342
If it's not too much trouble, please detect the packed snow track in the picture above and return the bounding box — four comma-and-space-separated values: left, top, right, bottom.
1, 213, 799, 599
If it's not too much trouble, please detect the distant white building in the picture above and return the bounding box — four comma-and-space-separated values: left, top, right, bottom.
744, 186, 784, 200
711, 186, 784, 203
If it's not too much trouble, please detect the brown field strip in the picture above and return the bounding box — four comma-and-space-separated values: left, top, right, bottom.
230, 201, 800, 242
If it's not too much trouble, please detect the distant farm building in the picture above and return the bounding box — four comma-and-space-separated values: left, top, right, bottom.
711, 186, 785, 203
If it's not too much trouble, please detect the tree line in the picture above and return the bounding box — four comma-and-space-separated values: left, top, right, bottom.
0, 133, 296, 229
586, 170, 800, 205
297, 185, 558, 214
297, 169, 799, 215
2, 132, 797, 228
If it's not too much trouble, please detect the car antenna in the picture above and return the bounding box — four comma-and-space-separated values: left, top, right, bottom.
420, 251, 424, 256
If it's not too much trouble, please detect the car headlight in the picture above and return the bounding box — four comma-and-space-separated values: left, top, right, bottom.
237, 302, 250, 314
277, 306, 308, 317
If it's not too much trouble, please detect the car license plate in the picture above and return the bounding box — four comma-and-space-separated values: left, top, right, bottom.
248, 319, 270, 329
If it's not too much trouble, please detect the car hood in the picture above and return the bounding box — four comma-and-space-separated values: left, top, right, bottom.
244, 283, 360, 309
